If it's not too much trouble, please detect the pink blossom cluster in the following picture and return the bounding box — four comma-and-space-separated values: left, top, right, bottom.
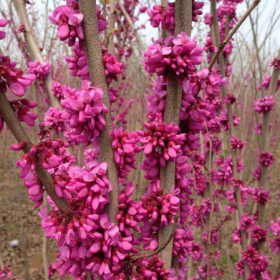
0, 18, 7, 40
238, 245, 269, 276
116, 255, 175, 280
148, 1, 203, 33
111, 128, 142, 179
49, 1, 106, 46
192, 1, 204, 22
44, 107, 69, 134
147, 3, 175, 35
258, 74, 280, 92
259, 151, 275, 167
140, 182, 180, 250
27, 59, 52, 81
142, 32, 203, 83
0, 55, 36, 96
142, 184, 180, 227
102, 49, 124, 85
204, 13, 213, 26
212, 156, 234, 186
230, 135, 246, 151
117, 182, 146, 236
0, 265, 19, 280
64, 42, 90, 80
61, 81, 108, 144
254, 96, 276, 113
51, 80, 64, 100
173, 226, 195, 266
270, 57, 280, 70
146, 78, 167, 122
138, 118, 185, 181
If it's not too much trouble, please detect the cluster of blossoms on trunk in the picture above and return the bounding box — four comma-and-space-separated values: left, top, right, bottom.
1, 0, 280, 279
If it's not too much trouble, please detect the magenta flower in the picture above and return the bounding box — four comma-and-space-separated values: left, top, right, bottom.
0, 18, 7, 40
111, 128, 142, 179
27, 60, 52, 81
61, 81, 108, 144
0, 55, 36, 97
143, 32, 203, 82
138, 117, 186, 170
254, 96, 276, 113
10, 99, 38, 126
230, 136, 246, 151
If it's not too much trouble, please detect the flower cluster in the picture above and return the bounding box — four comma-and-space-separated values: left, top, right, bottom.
270, 218, 280, 254
61, 81, 108, 144
44, 107, 69, 134
52, 80, 64, 100
49, 1, 106, 46
102, 49, 124, 85
254, 96, 276, 113
147, 3, 175, 35
27, 60, 52, 81
111, 128, 142, 179
64, 42, 90, 80
230, 136, 246, 151
270, 57, 280, 70
192, 1, 204, 22
117, 182, 146, 235
0, 265, 19, 280
142, 32, 203, 82
138, 118, 185, 181
259, 151, 275, 167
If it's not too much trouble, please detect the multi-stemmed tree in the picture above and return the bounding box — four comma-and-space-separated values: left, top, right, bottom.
1, 0, 280, 279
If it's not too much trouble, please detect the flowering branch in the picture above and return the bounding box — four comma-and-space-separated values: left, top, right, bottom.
258, 50, 280, 236
79, 0, 119, 224
116, 0, 145, 51
158, 0, 193, 270
0, 89, 69, 212
12, 0, 61, 108
209, 0, 261, 71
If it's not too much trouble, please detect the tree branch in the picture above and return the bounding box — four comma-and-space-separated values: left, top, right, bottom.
0, 90, 69, 212
209, 0, 261, 71
12, 0, 61, 108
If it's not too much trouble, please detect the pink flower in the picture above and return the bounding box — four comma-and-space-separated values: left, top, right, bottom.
0, 55, 36, 97
143, 32, 203, 82
61, 81, 108, 144
27, 60, 52, 81
111, 128, 142, 179
230, 136, 246, 151
0, 18, 8, 40
254, 96, 275, 113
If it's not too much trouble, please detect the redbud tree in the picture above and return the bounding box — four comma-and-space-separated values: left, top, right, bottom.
0, 0, 280, 279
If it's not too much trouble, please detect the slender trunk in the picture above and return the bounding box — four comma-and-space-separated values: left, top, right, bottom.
158, 0, 192, 270
79, 0, 119, 224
